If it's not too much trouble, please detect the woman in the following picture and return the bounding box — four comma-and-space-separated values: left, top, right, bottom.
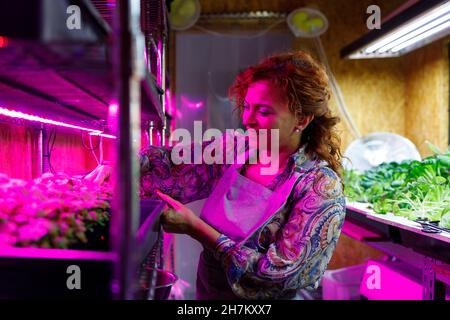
140, 50, 345, 300
92, 50, 345, 300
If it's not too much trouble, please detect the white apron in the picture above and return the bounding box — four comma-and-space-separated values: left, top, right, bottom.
196, 162, 302, 299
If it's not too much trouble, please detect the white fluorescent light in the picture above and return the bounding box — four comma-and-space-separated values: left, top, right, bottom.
365, 2, 450, 53
378, 13, 450, 53
391, 20, 450, 52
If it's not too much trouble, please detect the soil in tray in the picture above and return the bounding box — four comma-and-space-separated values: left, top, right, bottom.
68, 221, 110, 251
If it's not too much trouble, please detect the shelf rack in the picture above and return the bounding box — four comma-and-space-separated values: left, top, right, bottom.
344, 202, 450, 300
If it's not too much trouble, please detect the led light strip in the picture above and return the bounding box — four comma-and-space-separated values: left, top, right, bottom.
364, 2, 450, 54
0, 106, 117, 139
89, 132, 117, 139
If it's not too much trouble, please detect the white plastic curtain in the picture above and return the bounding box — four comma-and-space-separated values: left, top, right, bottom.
175, 30, 294, 134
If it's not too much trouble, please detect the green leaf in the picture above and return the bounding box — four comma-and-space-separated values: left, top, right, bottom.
425, 141, 442, 155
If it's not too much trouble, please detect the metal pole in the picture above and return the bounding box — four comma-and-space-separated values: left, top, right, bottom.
111, 0, 143, 300
161, 35, 167, 146
41, 125, 51, 174
148, 121, 154, 145
160, 0, 168, 146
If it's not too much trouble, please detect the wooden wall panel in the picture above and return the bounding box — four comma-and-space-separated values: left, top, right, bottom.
404, 38, 449, 157
292, 0, 407, 151
328, 234, 385, 270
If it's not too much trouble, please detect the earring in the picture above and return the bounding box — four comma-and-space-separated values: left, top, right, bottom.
295, 127, 301, 133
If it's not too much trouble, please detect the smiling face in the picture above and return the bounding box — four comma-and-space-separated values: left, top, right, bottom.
242, 80, 302, 153
229, 50, 342, 177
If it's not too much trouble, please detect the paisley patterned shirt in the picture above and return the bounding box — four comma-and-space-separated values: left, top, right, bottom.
139, 136, 346, 300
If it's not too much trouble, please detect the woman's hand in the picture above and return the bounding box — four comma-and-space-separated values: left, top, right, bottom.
84, 164, 112, 185
156, 190, 198, 235
156, 190, 221, 249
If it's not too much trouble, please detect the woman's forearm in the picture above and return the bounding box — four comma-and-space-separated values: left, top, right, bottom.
187, 216, 221, 251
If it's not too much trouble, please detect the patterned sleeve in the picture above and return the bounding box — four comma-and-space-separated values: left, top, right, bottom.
213, 166, 346, 299
139, 132, 237, 204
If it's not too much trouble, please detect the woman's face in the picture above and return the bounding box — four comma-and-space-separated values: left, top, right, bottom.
242, 80, 299, 152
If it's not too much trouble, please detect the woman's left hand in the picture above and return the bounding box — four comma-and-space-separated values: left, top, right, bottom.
156, 190, 198, 235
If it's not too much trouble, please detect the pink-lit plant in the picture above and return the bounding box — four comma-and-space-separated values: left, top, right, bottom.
0, 172, 112, 249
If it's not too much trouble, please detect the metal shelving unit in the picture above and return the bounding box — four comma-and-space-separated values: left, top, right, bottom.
0, 0, 170, 299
